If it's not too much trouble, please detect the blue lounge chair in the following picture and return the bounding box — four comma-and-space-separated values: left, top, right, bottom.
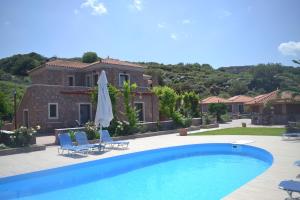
58, 133, 89, 155
282, 132, 300, 140
75, 131, 103, 151
100, 130, 129, 149
279, 180, 300, 199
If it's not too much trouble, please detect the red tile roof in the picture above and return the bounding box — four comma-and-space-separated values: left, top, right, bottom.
46, 60, 91, 69
228, 95, 254, 103
43, 58, 144, 70
245, 90, 278, 105
101, 58, 144, 68
201, 96, 231, 104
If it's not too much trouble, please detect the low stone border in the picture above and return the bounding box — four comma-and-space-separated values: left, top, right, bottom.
54, 123, 219, 144
110, 125, 217, 140
0, 145, 46, 156
199, 123, 219, 129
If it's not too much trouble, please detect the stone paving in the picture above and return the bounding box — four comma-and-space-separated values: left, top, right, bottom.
0, 120, 298, 200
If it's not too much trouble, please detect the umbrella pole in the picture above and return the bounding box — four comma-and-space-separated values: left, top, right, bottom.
99, 124, 102, 143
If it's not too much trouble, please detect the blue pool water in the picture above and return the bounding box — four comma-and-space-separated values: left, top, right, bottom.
0, 143, 273, 200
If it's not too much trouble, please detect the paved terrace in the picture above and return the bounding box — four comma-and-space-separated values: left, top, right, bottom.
0, 119, 299, 200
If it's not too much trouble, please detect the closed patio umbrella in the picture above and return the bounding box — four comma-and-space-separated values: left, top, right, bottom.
94, 70, 113, 131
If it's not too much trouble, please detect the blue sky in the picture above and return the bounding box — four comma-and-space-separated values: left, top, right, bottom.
1, 0, 300, 68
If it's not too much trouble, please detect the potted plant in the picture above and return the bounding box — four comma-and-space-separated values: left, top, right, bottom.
179, 128, 188, 136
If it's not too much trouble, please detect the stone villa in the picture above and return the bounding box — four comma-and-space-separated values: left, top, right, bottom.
16, 58, 159, 133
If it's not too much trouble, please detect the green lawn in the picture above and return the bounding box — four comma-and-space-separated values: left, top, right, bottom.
191, 127, 285, 136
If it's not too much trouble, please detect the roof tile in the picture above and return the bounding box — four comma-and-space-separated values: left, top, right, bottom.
201, 96, 231, 104
228, 95, 254, 103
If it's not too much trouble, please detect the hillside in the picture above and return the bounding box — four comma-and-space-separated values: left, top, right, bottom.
144, 62, 300, 98
0, 52, 300, 121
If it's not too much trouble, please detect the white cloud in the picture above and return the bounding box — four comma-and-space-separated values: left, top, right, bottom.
170, 33, 178, 40
74, 9, 79, 15
131, 0, 142, 11
182, 19, 191, 24
278, 41, 300, 56
130, 0, 142, 11
219, 10, 232, 18
81, 0, 107, 16
157, 23, 165, 28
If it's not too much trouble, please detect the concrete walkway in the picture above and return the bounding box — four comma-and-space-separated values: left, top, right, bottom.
0, 120, 297, 200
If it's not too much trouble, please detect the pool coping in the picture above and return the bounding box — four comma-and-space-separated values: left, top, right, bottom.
0, 134, 299, 200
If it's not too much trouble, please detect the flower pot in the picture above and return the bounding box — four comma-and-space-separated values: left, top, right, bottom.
179, 128, 188, 136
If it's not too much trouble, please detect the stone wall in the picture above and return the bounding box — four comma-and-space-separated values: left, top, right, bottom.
16, 85, 92, 133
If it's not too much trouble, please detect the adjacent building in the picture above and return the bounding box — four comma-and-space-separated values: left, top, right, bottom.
16, 58, 159, 133
200, 96, 231, 113
246, 90, 300, 125
227, 95, 254, 115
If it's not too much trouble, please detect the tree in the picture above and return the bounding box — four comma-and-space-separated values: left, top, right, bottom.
249, 64, 282, 92
293, 59, 300, 65
182, 91, 200, 117
82, 52, 98, 63
122, 81, 138, 130
0, 52, 46, 76
228, 80, 248, 96
0, 91, 9, 120
208, 103, 227, 122
153, 86, 178, 118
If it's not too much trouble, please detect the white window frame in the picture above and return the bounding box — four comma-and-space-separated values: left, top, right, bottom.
67, 75, 75, 86
134, 101, 145, 122
85, 74, 92, 87
23, 109, 29, 127
48, 103, 58, 119
119, 73, 130, 87
78, 103, 92, 124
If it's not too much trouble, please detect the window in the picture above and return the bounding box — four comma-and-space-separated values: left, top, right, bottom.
67, 75, 75, 86
238, 104, 244, 113
86, 75, 91, 87
23, 109, 29, 128
227, 105, 232, 113
93, 74, 99, 86
48, 103, 58, 119
79, 103, 92, 124
119, 73, 130, 87
134, 102, 145, 122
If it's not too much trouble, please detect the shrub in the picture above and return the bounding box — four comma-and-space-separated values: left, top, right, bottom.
84, 121, 98, 140
68, 130, 76, 142
153, 86, 178, 118
221, 113, 231, 122
14, 126, 36, 147
208, 103, 227, 122
202, 113, 215, 125
171, 111, 192, 128
171, 111, 185, 127
0, 143, 7, 149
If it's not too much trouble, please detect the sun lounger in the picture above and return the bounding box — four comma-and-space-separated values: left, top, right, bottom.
75, 131, 103, 151
100, 130, 129, 149
58, 133, 89, 155
282, 132, 300, 140
279, 180, 300, 199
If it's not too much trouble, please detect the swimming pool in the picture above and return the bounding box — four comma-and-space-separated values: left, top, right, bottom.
0, 143, 273, 200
